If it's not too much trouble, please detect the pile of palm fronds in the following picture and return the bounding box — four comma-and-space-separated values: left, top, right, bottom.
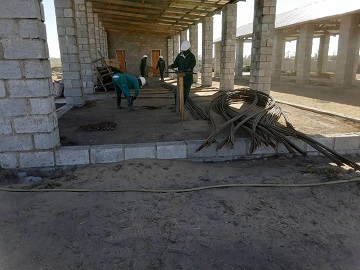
197, 88, 360, 171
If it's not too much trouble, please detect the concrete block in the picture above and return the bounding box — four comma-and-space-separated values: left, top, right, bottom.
19, 151, 55, 168
0, 134, 33, 152
0, 20, 18, 38
0, 118, 12, 135
277, 137, 307, 154
24, 60, 51, 78
30, 97, 56, 115
187, 140, 217, 159
0, 152, 19, 168
3, 39, 47, 59
0, 61, 22, 79
0, 81, 5, 97
307, 135, 334, 153
217, 137, 249, 157
14, 116, 55, 133
2, 1, 42, 19
251, 142, 276, 155
0, 99, 29, 117
156, 141, 187, 159
90, 144, 124, 163
124, 143, 156, 160
8, 79, 51, 97
34, 128, 60, 149
55, 146, 90, 166
19, 20, 47, 39
334, 133, 360, 151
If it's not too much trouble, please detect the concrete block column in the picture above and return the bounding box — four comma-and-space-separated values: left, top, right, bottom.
271, 30, 285, 82
335, 14, 360, 89
189, 24, 199, 83
104, 31, 109, 58
214, 41, 221, 77
74, 0, 94, 95
317, 33, 330, 74
167, 37, 174, 79
174, 34, 180, 56
220, 3, 237, 91
235, 38, 245, 78
180, 30, 188, 44
249, 0, 276, 94
55, 0, 85, 106
86, 1, 98, 84
94, 13, 101, 57
201, 17, 213, 87
296, 24, 314, 85
0, 0, 60, 168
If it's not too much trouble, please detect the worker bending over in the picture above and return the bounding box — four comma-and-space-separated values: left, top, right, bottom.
168, 40, 196, 103
112, 73, 146, 111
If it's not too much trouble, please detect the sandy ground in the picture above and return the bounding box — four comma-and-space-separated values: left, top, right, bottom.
1, 155, 360, 270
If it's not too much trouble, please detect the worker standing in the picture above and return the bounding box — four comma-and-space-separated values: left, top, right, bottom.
139, 55, 147, 77
168, 40, 196, 103
156, 55, 166, 82
112, 73, 146, 111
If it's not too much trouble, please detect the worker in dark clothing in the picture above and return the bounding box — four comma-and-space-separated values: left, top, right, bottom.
156, 55, 166, 82
139, 54, 147, 77
112, 73, 146, 111
168, 40, 196, 103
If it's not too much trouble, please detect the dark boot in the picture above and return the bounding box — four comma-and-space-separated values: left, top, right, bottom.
126, 96, 137, 111
116, 96, 123, 109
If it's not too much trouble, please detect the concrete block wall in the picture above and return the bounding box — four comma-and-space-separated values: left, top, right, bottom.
202, 17, 213, 87
296, 24, 314, 85
0, 0, 60, 169
249, 0, 276, 94
107, 31, 168, 77
220, 3, 237, 91
8, 132, 355, 168
54, 0, 85, 106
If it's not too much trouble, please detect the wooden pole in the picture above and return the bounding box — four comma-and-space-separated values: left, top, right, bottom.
178, 73, 185, 121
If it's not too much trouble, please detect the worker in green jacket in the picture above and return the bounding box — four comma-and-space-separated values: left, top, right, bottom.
168, 40, 196, 102
112, 73, 146, 111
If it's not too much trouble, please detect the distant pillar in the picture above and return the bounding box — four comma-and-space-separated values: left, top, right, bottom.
317, 33, 330, 74
174, 34, 180, 56
214, 41, 221, 77
220, 3, 237, 91
86, 1, 98, 84
0, 0, 60, 168
94, 13, 101, 57
334, 14, 360, 89
201, 17, 213, 86
249, 0, 277, 94
271, 30, 285, 82
296, 24, 314, 85
189, 24, 199, 83
167, 37, 174, 79
235, 38, 245, 78
180, 30, 187, 44
55, 0, 85, 105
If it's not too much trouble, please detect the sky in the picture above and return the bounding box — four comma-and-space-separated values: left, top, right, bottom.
43, 0, 342, 58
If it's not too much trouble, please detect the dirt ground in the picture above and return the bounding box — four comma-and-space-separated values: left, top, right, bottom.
1, 76, 360, 269
1, 155, 360, 269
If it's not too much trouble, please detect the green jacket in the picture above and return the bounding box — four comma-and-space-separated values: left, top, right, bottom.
112, 73, 140, 97
170, 51, 196, 84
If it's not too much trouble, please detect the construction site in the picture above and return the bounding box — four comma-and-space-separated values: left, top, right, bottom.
0, 0, 360, 269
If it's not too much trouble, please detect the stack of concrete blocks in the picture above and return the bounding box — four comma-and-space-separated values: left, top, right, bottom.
249, 0, 276, 94
54, 0, 84, 106
86, 2, 98, 84
0, 0, 60, 168
189, 24, 199, 83
74, 0, 94, 96
296, 24, 314, 85
201, 17, 213, 87
235, 38, 245, 78
220, 3, 237, 91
